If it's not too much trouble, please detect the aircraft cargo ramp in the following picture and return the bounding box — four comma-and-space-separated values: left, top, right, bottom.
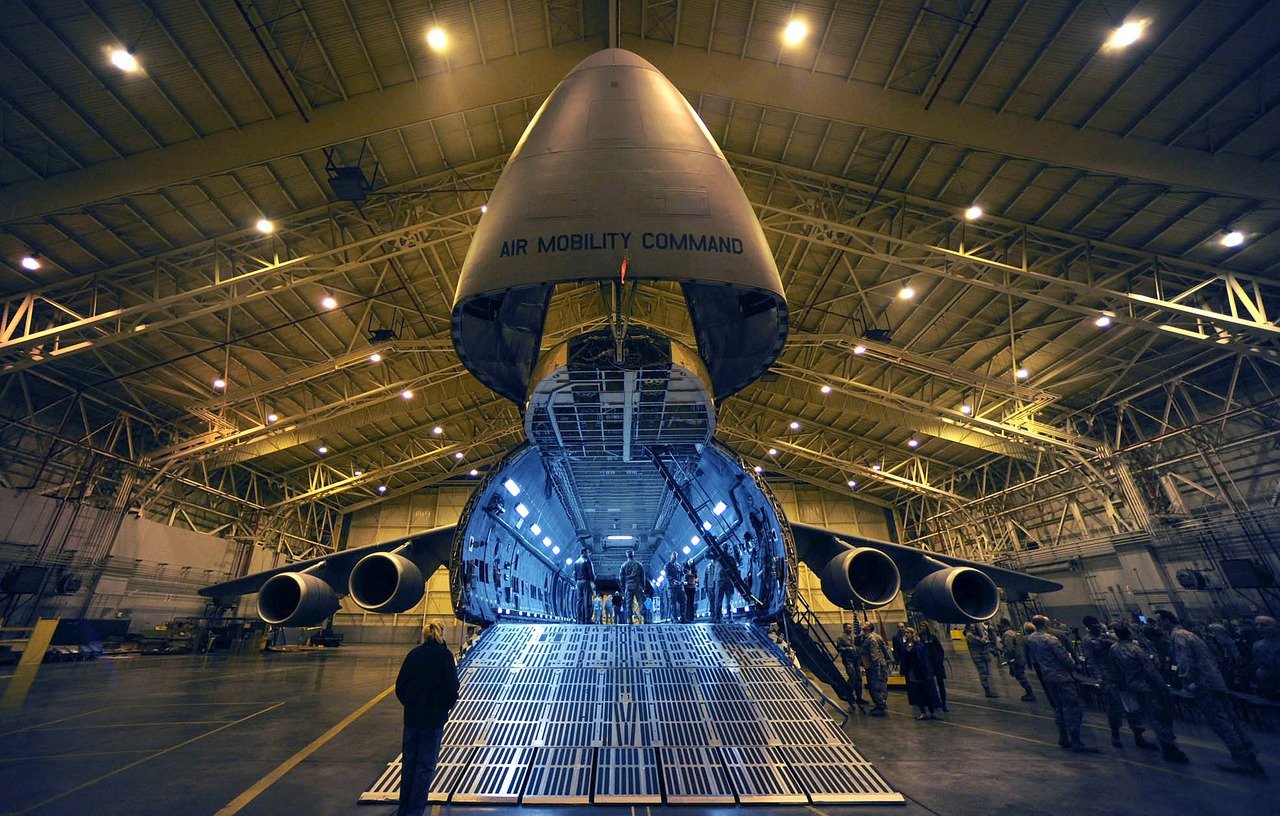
360, 622, 902, 806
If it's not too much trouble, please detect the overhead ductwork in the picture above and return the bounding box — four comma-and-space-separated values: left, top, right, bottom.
818, 547, 901, 609
258, 572, 341, 627
908, 566, 999, 623
348, 552, 425, 614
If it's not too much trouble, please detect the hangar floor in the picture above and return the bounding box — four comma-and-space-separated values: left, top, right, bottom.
1, 634, 1276, 816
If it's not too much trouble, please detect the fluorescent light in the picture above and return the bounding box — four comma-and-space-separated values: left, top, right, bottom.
1094, 315, 1112, 328
566, 558, 573, 565
691, 536, 700, 545
426, 26, 447, 51
702, 520, 712, 530
782, 19, 807, 46
515, 503, 529, 518
1221, 231, 1245, 248
853, 344, 867, 355
255, 218, 274, 234
504, 479, 521, 496
20, 255, 40, 270
964, 205, 983, 221
682, 546, 692, 555
321, 295, 338, 310
544, 537, 553, 548
530, 524, 541, 535
712, 501, 727, 516
1105, 20, 1146, 50
110, 48, 139, 72
606, 534, 633, 541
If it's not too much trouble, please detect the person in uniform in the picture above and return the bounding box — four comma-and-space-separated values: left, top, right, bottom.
902, 627, 942, 720
1026, 614, 1097, 753
395, 622, 460, 816
1110, 622, 1189, 764
919, 624, 949, 712
836, 622, 867, 707
703, 559, 720, 622
715, 546, 740, 622
681, 558, 699, 622
1251, 615, 1280, 699
1081, 616, 1151, 749
999, 619, 1037, 701
860, 621, 892, 716
610, 590, 623, 624
571, 547, 595, 624
663, 553, 683, 622
1156, 610, 1265, 776
618, 550, 647, 624
891, 622, 908, 673
964, 623, 999, 698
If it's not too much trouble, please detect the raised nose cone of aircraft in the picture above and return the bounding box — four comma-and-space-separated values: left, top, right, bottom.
452, 48, 787, 406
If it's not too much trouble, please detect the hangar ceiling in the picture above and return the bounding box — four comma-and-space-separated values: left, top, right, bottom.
0, 0, 1277, 565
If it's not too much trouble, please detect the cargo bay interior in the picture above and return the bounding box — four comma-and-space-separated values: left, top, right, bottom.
2, 2, 1279, 815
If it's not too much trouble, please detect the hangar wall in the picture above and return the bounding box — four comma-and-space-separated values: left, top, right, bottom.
0, 487, 237, 630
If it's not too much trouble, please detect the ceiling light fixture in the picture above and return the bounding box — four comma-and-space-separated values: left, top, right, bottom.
1105, 19, 1147, 50
110, 47, 139, 72
20, 254, 41, 271
782, 19, 807, 46
753, 465, 763, 473
469, 469, 479, 477
853, 344, 867, 355
212, 378, 226, 390
768, 448, 778, 456
255, 218, 274, 234
401, 389, 414, 399
820, 384, 831, 394
789, 421, 801, 430
1094, 315, 1113, 328
960, 404, 972, 415
426, 26, 447, 51
847, 480, 857, 488
266, 413, 279, 423
432, 426, 444, 435
964, 205, 983, 221
872, 463, 882, 471
480, 204, 488, 214
321, 295, 338, 310
354, 469, 363, 476
898, 286, 915, 300
317, 446, 328, 454
907, 437, 920, 448
1015, 367, 1030, 381
1220, 230, 1245, 248
454, 452, 464, 460
377, 485, 387, 493
369, 352, 382, 363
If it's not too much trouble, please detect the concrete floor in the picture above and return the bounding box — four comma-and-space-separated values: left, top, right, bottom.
1, 638, 1277, 816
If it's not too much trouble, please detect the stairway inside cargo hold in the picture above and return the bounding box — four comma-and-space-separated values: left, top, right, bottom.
360, 622, 903, 806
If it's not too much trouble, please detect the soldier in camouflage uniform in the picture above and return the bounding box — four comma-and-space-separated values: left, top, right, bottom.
835, 622, 867, 707
1156, 610, 1265, 776
964, 623, 999, 698
860, 621, 891, 716
998, 620, 1036, 701
1110, 622, 1188, 764
1082, 616, 1152, 749
1027, 615, 1098, 753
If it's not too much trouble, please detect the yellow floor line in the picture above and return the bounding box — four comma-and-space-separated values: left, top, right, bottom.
9, 701, 285, 815
213, 684, 395, 816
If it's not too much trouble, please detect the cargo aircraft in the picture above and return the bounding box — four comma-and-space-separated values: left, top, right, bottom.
201, 50, 1058, 629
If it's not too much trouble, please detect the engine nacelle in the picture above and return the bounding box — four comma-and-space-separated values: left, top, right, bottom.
909, 566, 999, 623
818, 547, 901, 609
348, 552, 425, 614
258, 572, 341, 627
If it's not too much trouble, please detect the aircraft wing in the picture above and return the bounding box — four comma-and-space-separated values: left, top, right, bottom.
199, 525, 456, 598
789, 521, 1061, 595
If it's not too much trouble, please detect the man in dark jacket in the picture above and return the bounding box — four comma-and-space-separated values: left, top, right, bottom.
395, 622, 460, 816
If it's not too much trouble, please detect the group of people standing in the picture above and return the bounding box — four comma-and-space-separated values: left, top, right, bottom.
570, 546, 743, 625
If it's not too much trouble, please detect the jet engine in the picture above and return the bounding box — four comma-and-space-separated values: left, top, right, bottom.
908, 566, 999, 623
347, 551, 425, 614
818, 547, 901, 609
257, 571, 341, 627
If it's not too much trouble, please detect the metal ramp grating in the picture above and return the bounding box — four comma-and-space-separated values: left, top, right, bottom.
361, 623, 903, 805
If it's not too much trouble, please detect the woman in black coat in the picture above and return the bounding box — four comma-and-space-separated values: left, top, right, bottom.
902, 628, 942, 720
919, 624, 949, 712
